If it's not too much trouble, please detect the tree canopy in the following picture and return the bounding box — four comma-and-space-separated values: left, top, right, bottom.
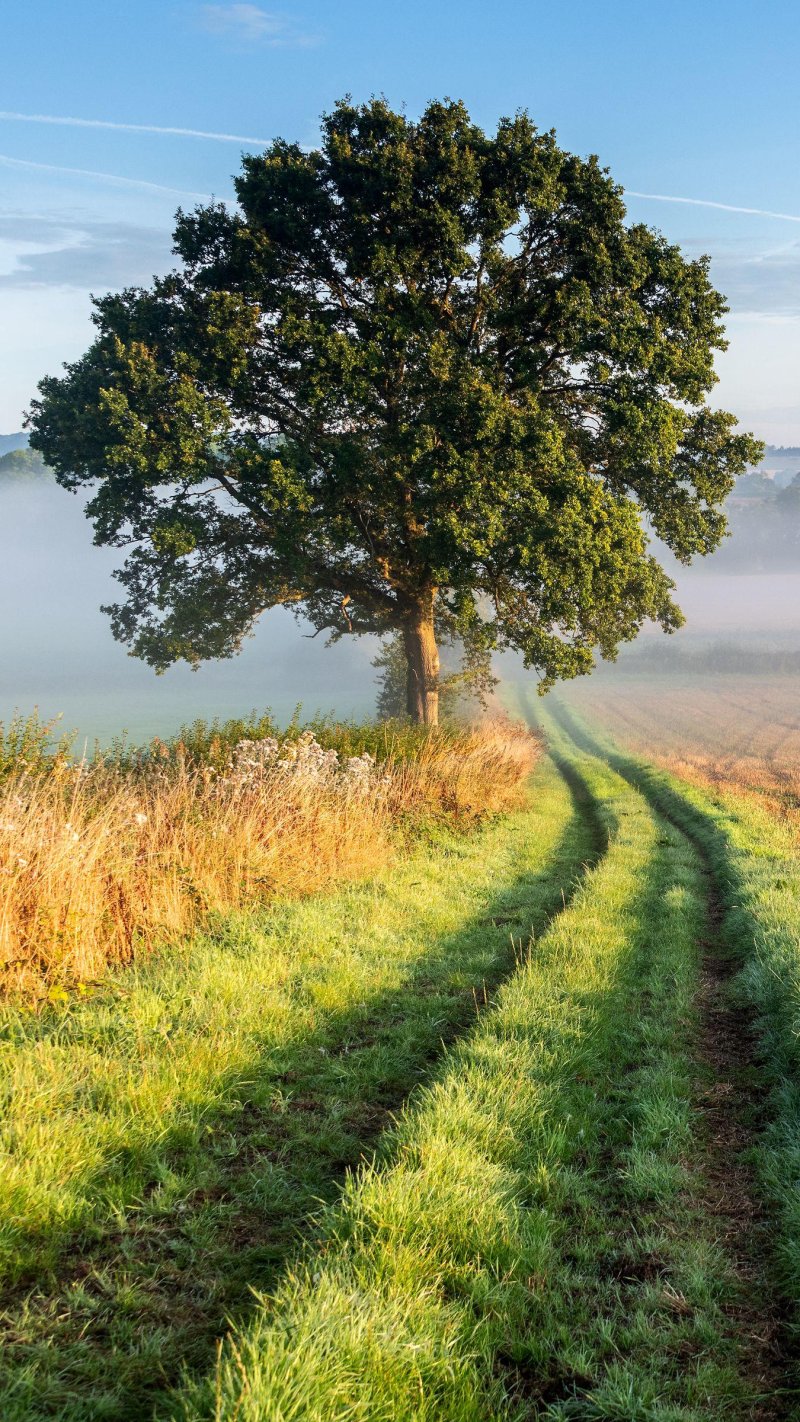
28, 97, 762, 723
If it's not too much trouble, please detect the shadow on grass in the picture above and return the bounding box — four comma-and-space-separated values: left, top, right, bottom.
174, 726, 731, 1421
1, 769, 605, 1422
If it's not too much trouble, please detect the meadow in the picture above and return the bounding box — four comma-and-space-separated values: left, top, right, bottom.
4, 692, 800, 1418
0, 711, 536, 998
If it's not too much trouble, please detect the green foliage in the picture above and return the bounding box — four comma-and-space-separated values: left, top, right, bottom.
152, 708, 451, 769
29, 97, 760, 696
0, 447, 52, 481
0, 711, 74, 781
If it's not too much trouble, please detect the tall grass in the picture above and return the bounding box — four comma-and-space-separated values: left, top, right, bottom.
0, 713, 537, 996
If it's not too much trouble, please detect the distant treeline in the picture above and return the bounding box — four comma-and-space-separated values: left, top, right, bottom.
718, 472, 800, 570
615, 641, 800, 676
0, 447, 52, 481
0, 431, 28, 457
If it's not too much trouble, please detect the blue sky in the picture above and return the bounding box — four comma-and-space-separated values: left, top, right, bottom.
2, 0, 800, 440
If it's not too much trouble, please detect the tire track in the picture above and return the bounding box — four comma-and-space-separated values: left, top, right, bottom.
0, 755, 609, 1422
551, 698, 795, 1419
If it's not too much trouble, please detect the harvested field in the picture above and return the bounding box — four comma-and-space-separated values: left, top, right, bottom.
562, 675, 800, 804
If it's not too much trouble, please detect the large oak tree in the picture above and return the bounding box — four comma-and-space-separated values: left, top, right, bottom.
29, 98, 761, 724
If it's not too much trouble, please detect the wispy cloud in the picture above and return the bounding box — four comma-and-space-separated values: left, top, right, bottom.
710, 245, 800, 317
0, 110, 270, 147
0, 154, 215, 200
0, 215, 174, 291
199, 4, 320, 46
626, 190, 800, 224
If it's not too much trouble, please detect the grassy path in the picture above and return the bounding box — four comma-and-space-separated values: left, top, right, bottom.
171, 717, 764, 1420
548, 698, 795, 1418
0, 757, 597, 1420
5, 708, 800, 1418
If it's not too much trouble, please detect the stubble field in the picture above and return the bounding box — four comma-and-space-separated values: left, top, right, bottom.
562, 674, 800, 807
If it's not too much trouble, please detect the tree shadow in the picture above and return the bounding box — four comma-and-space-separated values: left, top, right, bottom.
0, 769, 605, 1421
170, 731, 716, 1421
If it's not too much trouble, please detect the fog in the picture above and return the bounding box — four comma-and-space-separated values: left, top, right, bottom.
4, 467, 800, 747
0, 477, 381, 744
655, 569, 800, 639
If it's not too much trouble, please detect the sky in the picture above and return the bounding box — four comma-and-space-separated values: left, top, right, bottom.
2, 0, 800, 442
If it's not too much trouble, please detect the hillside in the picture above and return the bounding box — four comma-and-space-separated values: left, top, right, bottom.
0, 432, 29, 457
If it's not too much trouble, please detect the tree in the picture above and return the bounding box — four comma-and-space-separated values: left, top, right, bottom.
28, 98, 762, 725
374, 621, 497, 721
0, 447, 51, 482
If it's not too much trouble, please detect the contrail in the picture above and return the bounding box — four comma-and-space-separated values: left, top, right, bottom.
626, 190, 800, 224
0, 153, 215, 200
0, 109, 271, 147
0, 110, 270, 146
3, 124, 796, 225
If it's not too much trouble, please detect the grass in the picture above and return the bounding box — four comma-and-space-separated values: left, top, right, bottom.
6, 693, 800, 1419
168, 707, 755, 1421
552, 697, 800, 1395
0, 752, 590, 1419
0, 712, 537, 996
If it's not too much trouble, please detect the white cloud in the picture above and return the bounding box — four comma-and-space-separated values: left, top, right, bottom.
0, 110, 270, 147
0, 285, 94, 428
710, 245, 800, 317
714, 312, 800, 444
625, 190, 800, 320
199, 4, 320, 47
0, 215, 174, 291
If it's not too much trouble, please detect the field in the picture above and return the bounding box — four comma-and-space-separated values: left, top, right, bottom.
562, 674, 800, 805
4, 694, 800, 1418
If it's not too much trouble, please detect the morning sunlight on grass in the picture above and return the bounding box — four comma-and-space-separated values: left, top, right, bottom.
4, 6, 800, 1418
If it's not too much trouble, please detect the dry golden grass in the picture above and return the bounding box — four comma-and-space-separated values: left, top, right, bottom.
0, 718, 538, 997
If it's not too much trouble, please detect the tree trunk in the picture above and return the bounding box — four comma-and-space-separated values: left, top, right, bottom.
403, 605, 440, 726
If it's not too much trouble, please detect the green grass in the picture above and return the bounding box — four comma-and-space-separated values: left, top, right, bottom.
0, 705, 467, 778
6, 698, 798, 1420
550, 696, 800, 1396
170, 710, 752, 1421
0, 756, 593, 1420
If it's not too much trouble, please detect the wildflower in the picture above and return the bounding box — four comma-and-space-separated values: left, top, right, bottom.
134, 812, 148, 826
16, 856, 29, 868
